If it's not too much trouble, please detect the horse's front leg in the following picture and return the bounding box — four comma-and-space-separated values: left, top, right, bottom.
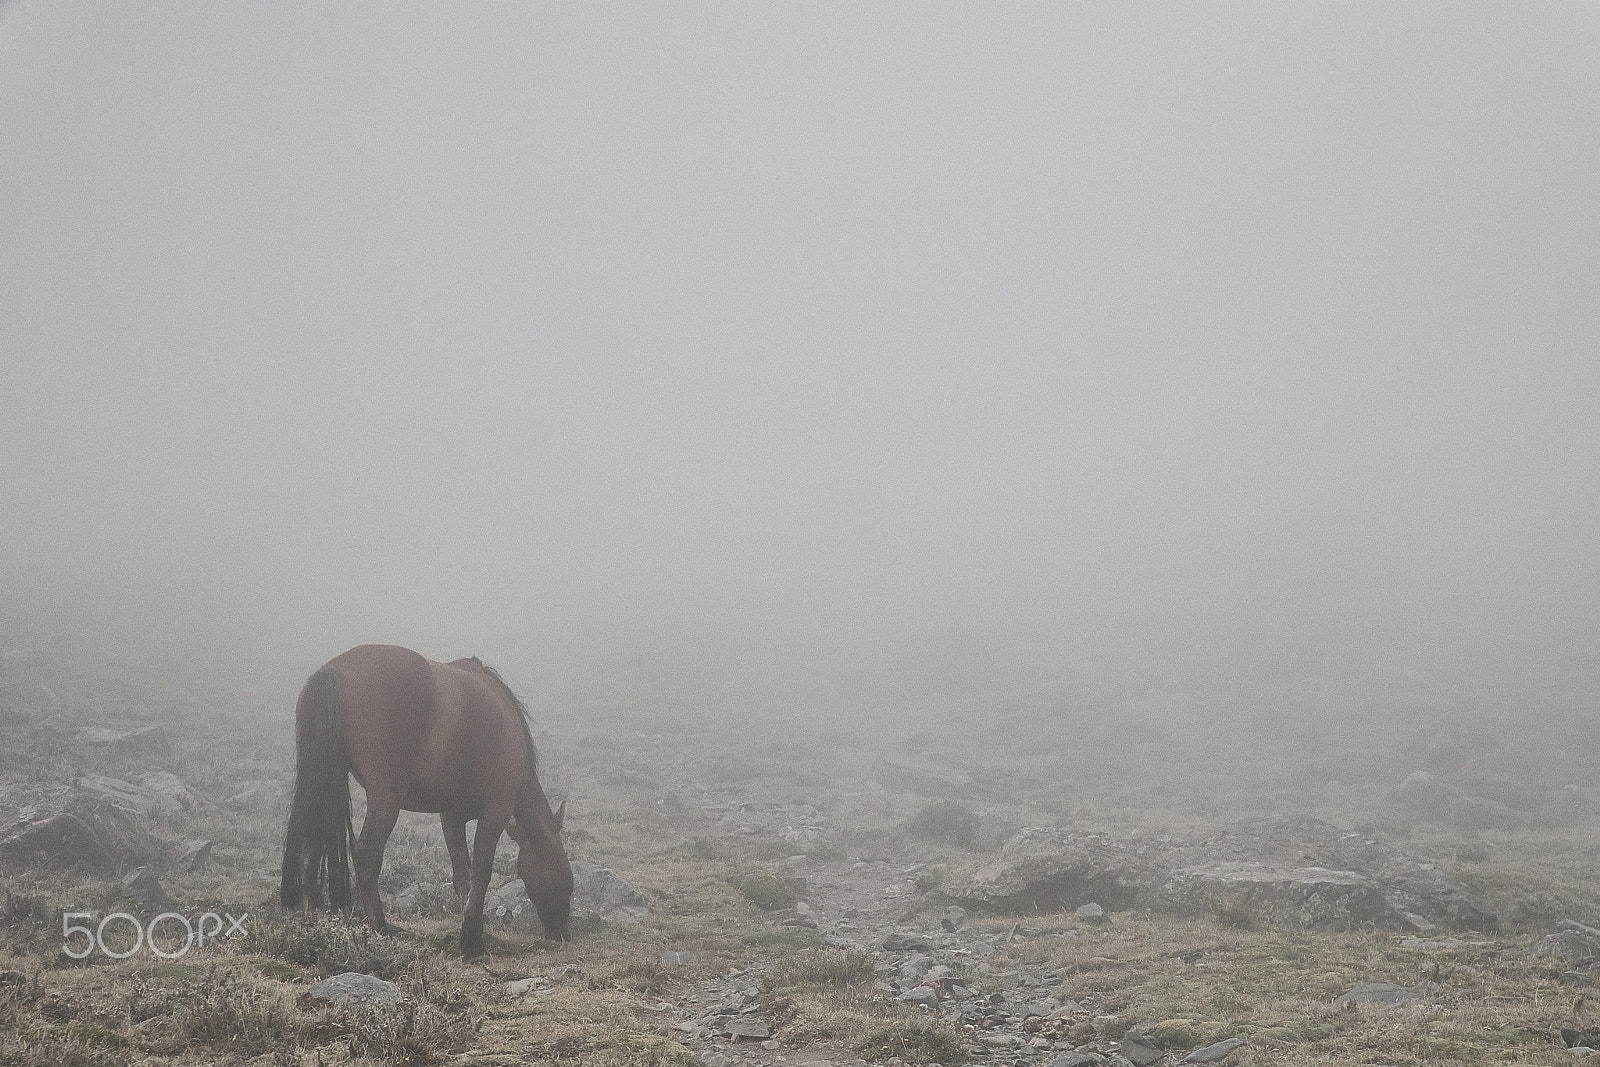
354, 791, 400, 933
460, 801, 510, 959
441, 812, 471, 899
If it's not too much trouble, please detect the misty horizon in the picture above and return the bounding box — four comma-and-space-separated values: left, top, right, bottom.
4, 3, 1598, 712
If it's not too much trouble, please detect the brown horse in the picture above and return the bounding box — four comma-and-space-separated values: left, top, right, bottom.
279, 644, 572, 957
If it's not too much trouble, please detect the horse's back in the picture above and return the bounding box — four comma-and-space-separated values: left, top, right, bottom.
307, 645, 530, 814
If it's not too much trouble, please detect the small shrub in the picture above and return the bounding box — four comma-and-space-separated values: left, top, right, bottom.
725, 867, 801, 910
766, 949, 875, 990
587, 957, 671, 996
857, 1017, 968, 1065
346, 1001, 473, 1066
172, 973, 292, 1056
248, 911, 420, 978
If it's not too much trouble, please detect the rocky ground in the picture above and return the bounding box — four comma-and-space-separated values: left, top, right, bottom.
4, 642, 1600, 1066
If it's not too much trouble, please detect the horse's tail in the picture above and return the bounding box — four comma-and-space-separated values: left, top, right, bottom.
279, 669, 352, 911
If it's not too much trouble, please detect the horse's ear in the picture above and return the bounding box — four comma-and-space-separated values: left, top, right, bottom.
553, 799, 566, 832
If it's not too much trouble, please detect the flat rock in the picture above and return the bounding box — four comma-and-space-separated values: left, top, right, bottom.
1185, 1038, 1245, 1063
872, 754, 975, 797
76, 725, 170, 757
724, 1017, 772, 1040
1335, 981, 1438, 1008
305, 972, 404, 1009
1148, 863, 1396, 931
76, 775, 176, 817
1117, 1037, 1163, 1067
1050, 1054, 1105, 1067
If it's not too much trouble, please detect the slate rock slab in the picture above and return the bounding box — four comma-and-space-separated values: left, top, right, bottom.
305, 972, 404, 1009
941, 827, 1143, 914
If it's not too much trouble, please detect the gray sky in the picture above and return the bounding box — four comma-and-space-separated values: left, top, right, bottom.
3, 3, 1598, 697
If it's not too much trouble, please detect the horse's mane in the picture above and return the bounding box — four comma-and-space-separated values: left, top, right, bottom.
468, 657, 537, 773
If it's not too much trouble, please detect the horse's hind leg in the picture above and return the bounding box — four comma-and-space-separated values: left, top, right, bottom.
461, 801, 511, 959
441, 812, 471, 899
353, 792, 400, 933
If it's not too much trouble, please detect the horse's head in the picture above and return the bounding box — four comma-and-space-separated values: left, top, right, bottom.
517, 798, 574, 941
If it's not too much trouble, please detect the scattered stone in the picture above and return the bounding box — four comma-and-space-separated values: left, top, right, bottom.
900, 984, 939, 1007
1185, 1038, 1245, 1063
1076, 902, 1108, 923
492, 860, 647, 933
1335, 981, 1439, 1008
899, 953, 935, 984
305, 972, 404, 1009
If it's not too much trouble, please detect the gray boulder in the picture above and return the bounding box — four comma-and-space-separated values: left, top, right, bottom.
0, 784, 163, 872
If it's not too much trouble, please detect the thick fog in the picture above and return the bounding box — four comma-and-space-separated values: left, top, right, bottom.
3, 4, 1598, 711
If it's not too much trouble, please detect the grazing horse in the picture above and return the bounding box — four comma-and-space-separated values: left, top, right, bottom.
279, 644, 573, 957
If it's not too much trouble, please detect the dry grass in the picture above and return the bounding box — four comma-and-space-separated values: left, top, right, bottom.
761, 947, 968, 1063
987, 910, 1581, 1065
